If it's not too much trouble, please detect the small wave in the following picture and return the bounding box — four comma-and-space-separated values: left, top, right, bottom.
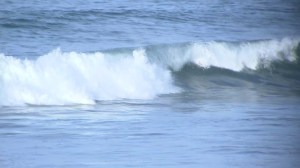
146, 38, 299, 92
146, 37, 299, 71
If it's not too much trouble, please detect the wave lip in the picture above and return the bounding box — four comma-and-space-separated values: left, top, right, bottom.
0, 49, 178, 106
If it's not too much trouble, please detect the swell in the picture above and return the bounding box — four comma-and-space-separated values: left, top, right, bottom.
0, 38, 299, 106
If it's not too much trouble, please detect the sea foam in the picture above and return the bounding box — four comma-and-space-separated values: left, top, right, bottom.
0, 49, 177, 106
190, 38, 299, 71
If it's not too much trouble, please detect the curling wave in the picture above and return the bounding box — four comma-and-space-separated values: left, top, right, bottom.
0, 38, 299, 106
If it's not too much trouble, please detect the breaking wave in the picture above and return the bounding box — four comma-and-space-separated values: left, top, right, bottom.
0, 38, 299, 106
0, 49, 178, 106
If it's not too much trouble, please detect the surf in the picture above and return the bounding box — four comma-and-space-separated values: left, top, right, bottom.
0, 49, 178, 106
0, 38, 299, 106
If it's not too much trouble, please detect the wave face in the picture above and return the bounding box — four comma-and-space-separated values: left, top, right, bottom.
1, 38, 299, 106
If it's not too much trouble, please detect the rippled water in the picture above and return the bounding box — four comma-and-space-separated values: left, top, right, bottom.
1, 0, 300, 57
1, 0, 300, 168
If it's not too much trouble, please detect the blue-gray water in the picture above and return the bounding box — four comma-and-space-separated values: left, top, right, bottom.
1, 0, 300, 167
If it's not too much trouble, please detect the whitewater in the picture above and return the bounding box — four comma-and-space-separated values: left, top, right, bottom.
1, 38, 299, 106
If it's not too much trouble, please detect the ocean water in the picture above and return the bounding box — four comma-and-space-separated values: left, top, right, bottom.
1, 0, 300, 167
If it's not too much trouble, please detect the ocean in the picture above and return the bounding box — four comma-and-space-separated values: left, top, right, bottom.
1, 0, 300, 167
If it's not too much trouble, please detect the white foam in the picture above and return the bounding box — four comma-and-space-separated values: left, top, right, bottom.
0, 49, 178, 106
160, 38, 299, 71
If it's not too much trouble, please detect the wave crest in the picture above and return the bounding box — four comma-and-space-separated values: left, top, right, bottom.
146, 38, 299, 71
1, 38, 299, 106
0, 49, 178, 106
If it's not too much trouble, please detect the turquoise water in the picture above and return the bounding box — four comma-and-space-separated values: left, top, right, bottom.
1, 0, 300, 167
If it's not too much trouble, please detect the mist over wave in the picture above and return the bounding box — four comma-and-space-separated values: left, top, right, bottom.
0, 38, 299, 106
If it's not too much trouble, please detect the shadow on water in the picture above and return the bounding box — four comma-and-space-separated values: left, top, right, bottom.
171, 59, 300, 101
